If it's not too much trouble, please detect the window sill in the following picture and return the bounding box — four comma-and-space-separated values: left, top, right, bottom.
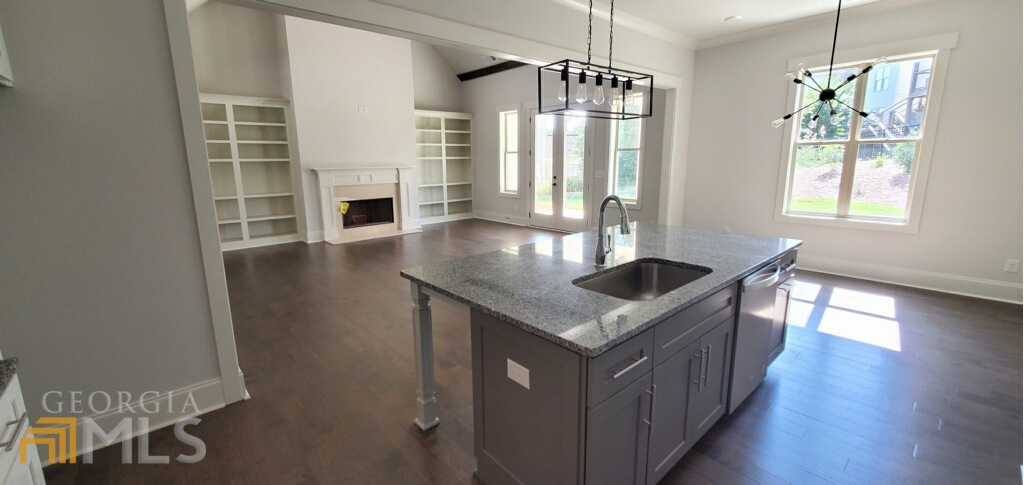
498, 192, 520, 199
775, 211, 920, 233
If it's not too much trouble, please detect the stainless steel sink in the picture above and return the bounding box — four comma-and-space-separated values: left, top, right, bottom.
573, 259, 712, 301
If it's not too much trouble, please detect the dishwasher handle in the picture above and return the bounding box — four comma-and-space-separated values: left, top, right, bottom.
742, 264, 781, 292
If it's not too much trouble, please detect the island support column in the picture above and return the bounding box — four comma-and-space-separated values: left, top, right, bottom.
411, 282, 441, 430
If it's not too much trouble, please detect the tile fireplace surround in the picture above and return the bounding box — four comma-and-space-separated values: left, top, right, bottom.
312, 166, 421, 244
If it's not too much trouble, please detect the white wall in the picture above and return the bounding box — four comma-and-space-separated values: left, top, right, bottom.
684, 0, 1023, 301
0, 0, 224, 419
462, 65, 666, 226
187, 1, 285, 99
410, 41, 463, 112
280, 17, 417, 238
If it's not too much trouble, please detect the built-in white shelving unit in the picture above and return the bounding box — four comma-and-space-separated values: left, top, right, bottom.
415, 110, 473, 223
201, 94, 302, 250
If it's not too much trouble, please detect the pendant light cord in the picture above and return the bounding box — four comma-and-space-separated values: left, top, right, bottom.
586, 0, 593, 68
827, 0, 842, 87
608, 0, 614, 72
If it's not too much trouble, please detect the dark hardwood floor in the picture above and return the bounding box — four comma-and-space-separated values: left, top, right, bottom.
44, 219, 1022, 484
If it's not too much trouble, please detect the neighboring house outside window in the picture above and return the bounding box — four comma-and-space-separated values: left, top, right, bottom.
609, 93, 645, 207
776, 44, 951, 233
499, 110, 518, 195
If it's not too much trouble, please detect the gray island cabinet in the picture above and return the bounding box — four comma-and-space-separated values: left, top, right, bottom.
400, 223, 801, 484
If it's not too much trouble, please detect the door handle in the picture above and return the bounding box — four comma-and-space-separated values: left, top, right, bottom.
612, 356, 648, 380
701, 344, 712, 390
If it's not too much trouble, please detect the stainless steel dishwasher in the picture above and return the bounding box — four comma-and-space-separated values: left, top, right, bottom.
728, 254, 795, 414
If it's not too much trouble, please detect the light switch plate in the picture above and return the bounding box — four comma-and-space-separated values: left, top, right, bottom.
507, 358, 530, 390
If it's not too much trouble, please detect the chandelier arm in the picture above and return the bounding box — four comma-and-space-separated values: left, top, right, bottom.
827, 0, 842, 87
803, 83, 823, 93
834, 98, 867, 116
832, 71, 865, 92
786, 99, 823, 119
805, 74, 825, 91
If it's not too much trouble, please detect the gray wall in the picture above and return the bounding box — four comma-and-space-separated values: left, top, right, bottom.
188, 1, 286, 99
410, 41, 464, 112
0, 0, 222, 419
684, 0, 1023, 297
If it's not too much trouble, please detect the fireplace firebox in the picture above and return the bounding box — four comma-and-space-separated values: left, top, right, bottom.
342, 197, 395, 228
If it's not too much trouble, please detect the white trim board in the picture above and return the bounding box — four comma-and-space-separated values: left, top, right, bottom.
798, 254, 1024, 305
473, 211, 529, 227
39, 377, 228, 467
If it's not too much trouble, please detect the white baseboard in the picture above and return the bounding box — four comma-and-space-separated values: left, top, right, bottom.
474, 210, 529, 227
305, 230, 324, 243
798, 254, 1024, 304
39, 377, 228, 466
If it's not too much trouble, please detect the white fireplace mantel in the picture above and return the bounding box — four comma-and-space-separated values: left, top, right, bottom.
312, 166, 420, 244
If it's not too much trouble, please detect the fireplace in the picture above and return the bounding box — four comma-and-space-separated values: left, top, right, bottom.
342, 197, 395, 228
312, 166, 421, 245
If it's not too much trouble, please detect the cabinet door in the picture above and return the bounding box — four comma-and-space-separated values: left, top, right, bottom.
586, 373, 652, 485
686, 320, 734, 444
646, 339, 701, 485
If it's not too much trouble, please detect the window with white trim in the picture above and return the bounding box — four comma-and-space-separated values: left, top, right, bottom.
779, 52, 940, 228
499, 110, 518, 195
609, 93, 644, 206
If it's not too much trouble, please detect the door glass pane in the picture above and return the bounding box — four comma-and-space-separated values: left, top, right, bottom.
859, 57, 933, 140
563, 117, 586, 219
615, 150, 639, 201
534, 115, 555, 215
799, 67, 858, 141
789, 145, 844, 214
849, 143, 914, 219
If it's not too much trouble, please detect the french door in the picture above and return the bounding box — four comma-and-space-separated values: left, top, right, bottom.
530, 112, 592, 232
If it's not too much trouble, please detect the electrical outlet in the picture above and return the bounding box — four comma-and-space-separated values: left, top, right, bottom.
1004, 259, 1020, 273
357, 105, 369, 114
507, 358, 530, 390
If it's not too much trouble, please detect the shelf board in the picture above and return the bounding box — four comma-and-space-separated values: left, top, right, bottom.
419, 183, 444, 188
220, 236, 244, 243
239, 158, 290, 163
416, 128, 442, 132
249, 230, 298, 240
209, 159, 233, 163
213, 195, 238, 201
244, 192, 293, 199
203, 121, 228, 125
447, 198, 473, 203
446, 144, 471, 147
444, 130, 470, 134
446, 182, 472, 186
419, 201, 445, 206
446, 157, 472, 160
417, 157, 443, 160
247, 214, 296, 222
218, 218, 242, 224
206, 140, 230, 144
418, 143, 443, 146
235, 140, 289, 145
234, 121, 287, 127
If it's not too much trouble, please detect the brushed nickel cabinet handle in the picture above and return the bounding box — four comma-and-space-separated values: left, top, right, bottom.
2, 412, 28, 452
612, 356, 648, 380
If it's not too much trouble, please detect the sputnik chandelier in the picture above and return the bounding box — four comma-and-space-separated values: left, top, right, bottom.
772, 0, 885, 130
538, 0, 653, 119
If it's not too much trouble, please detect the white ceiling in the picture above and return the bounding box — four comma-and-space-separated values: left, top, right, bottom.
419, 0, 939, 76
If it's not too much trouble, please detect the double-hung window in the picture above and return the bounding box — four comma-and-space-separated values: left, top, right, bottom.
777, 46, 950, 232
499, 110, 519, 195
609, 93, 644, 207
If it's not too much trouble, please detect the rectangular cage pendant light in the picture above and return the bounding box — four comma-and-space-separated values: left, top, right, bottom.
538, 59, 653, 120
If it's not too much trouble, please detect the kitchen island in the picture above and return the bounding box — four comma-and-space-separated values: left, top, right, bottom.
400, 222, 801, 484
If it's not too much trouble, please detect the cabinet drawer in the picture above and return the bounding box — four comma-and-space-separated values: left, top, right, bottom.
587, 329, 654, 406
654, 284, 737, 365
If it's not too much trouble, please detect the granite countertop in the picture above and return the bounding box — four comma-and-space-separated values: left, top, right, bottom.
0, 358, 17, 398
401, 222, 802, 357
